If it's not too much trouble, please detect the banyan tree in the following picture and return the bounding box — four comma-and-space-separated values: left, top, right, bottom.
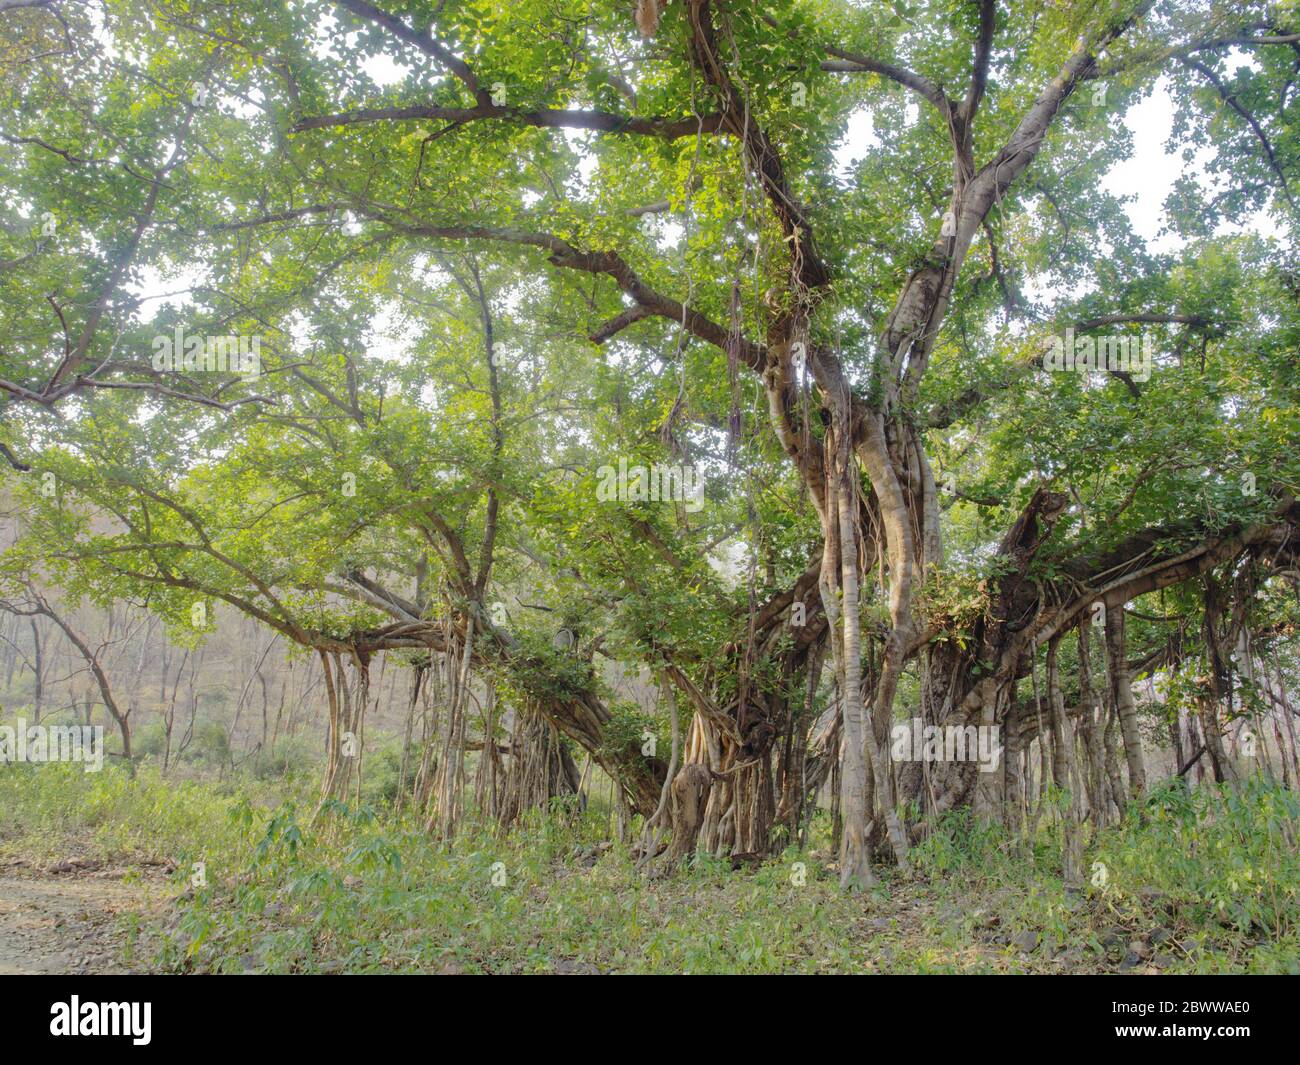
1, 0, 1298, 889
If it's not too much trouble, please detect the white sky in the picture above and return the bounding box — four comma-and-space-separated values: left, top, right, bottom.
1101, 77, 1282, 249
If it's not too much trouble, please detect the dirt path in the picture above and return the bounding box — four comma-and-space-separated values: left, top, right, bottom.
0, 861, 165, 974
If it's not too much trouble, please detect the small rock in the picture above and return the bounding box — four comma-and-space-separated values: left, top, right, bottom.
50, 858, 88, 875
1117, 950, 1142, 972
1013, 931, 1040, 953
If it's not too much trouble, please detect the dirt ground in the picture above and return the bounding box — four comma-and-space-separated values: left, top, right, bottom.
0, 859, 166, 975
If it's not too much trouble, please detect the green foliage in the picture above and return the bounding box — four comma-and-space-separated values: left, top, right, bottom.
2, 766, 1294, 973
598, 698, 658, 764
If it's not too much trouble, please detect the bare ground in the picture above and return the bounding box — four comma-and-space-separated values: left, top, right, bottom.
0, 859, 166, 974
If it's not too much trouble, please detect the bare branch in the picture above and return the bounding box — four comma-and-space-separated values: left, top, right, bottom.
292, 103, 725, 140
821, 51, 951, 115
589, 304, 654, 343
1176, 55, 1297, 213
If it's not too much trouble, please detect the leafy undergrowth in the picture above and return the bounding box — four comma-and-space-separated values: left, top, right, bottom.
1, 765, 1296, 974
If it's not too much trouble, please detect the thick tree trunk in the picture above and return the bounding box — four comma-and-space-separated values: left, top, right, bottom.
1104, 608, 1147, 800
1102, 696, 1127, 818
1076, 622, 1109, 828
1047, 637, 1083, 886
1201, 581, 1239, 784
820, 413, 875, 890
